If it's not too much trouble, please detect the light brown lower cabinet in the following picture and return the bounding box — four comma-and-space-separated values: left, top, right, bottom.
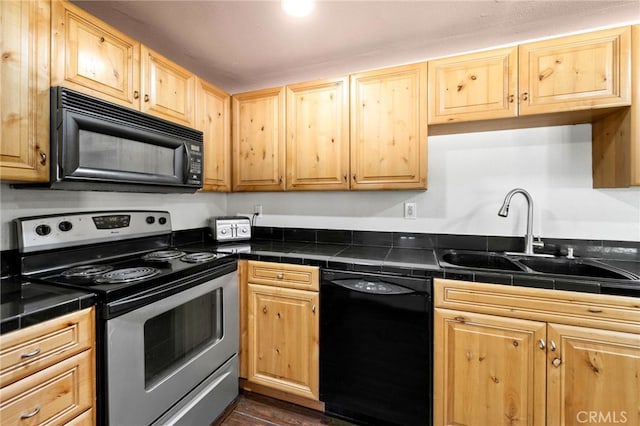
239, 260, 322, 410
434, 279, 640, 426
0, 307, 96, 425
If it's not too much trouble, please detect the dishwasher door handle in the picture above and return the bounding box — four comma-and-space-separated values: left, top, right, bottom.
329, 278, 414, 295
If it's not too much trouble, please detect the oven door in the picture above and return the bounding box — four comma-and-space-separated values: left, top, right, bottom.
106, 270, 238, 426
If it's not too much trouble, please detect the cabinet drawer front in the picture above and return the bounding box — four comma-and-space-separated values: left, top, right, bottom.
0, 308, 94, 387
247, 261, 319, 291
0, 350, 94, 426
435, 279, 640, 334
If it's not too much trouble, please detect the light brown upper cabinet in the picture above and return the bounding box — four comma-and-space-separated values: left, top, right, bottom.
0, 0, 50, 183
350, 63, 428, 190
592, 24, 639, 188
197, 79, 231, 192
428, 46, 518, 124
286, 77, 350, 191
51, 0, 195, 127
519, 26, 631, 115
232, 87, 286, 191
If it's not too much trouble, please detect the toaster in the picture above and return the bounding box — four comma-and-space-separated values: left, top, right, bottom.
210, 216, 251, 242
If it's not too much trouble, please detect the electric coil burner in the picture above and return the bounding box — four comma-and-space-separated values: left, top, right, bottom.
95, 267, 161, 284
14, 211, 240, 426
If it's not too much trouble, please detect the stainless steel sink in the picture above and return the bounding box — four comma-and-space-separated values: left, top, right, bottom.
438, 249, 639, 280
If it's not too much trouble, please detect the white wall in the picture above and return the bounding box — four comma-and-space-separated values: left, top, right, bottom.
0, 189, 227, 250
227, 124, 640, 242
2, 124, 639, 251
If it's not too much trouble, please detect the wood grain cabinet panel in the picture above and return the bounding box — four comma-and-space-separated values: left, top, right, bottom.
198, 78, 231, 192
0, 0, 50, 183
0, 308, 95, 426
350, 63, 428, 190
141, 45, 196, 127
546, 323, 640, 426
286, 77, 350, 190
434, 308, 546, 426
428, 46, 518, 123
232, 87, 286, 191
51, 0, 140, 109
519, 26, 631, 115
434, 279, 640, 426
247, 284, 319, 401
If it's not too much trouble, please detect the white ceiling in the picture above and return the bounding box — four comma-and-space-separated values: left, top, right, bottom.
73, 0, 640, 94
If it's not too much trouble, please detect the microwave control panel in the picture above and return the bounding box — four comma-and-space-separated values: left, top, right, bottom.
187, 143, 202, 185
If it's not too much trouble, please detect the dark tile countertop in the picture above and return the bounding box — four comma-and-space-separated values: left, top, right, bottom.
1, 276, 96, 335
180, 237, 640, 298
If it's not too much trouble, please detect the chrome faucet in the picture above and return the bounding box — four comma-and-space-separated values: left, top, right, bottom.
498, 188, 543, 255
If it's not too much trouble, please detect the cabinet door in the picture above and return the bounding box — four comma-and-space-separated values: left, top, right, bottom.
0, 0, 49, 183
51, 0, 140, 109
434, 308, 547, 426
547, 323, 640, 426
428, 46, 518, 124
232, 87, 286, 191
247, 283, 319, 400
197, 78, 231, 192
519, 26, 631, 115
286, 77, 349, 190
350, 63, 428, 190
140, 45, 195, 127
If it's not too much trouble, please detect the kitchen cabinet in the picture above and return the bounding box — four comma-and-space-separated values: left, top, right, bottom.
428, 46, 518, 124
428, 27, 630, 126
434, 279, 640, 426
197, 78, 231, 192
519, 26, 631, 115
232, 88, 286, 191
592, 24, 639, 188
0, 0, 50, 183
0, 307, 95, 425
286, 77, 350, 191
350, 63, 428, 190
52, 0, 196, 127
239, 261, 321, 410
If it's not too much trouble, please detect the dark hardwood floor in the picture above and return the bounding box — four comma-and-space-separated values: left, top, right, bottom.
215, 392, 356, 426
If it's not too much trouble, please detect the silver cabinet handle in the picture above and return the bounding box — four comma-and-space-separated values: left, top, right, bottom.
20, 406, 40, 419
21, 348, 41, 358
538, 339, 545, 350
312, 305, 316, 314
276, 273, 284, 280
550, 340, 556, 352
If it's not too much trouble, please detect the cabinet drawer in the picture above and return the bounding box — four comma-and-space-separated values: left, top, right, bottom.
0, 349, 94, 426
0, 307, 94, 387
247, 261, 319, 291
434, 279, 640, 334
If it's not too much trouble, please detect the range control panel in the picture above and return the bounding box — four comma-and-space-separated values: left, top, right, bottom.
15, 211, 172, 253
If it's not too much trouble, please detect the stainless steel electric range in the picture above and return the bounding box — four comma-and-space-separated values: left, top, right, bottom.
14, 211, 239, 426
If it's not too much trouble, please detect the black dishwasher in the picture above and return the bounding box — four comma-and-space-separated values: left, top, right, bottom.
320, 269, 432, 426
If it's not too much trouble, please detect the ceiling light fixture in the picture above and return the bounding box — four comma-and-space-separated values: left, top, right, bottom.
281, 0, 314, 17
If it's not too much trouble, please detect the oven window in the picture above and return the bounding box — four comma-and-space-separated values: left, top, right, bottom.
79, 129, 175, 175
143, 289, 223, 388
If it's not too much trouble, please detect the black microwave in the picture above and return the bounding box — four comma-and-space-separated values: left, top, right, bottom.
17, 87, 203, 193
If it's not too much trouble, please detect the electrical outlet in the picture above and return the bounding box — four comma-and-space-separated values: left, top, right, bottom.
404, 202, 417, 219
254, 204, 263, 216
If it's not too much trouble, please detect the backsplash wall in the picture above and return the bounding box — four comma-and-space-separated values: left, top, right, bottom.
228, 124, 640, 242
2, 124, 639, 251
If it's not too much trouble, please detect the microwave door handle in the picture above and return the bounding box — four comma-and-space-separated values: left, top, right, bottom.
183, 143, 192, 181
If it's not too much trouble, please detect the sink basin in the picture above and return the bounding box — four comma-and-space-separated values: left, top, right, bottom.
439, 251, 523, 272
515, 257, 638, 280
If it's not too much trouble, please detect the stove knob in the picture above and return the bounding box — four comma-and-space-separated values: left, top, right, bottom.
35, 224, 51, 236
220, 229, 227, 234
158, 217, 167, 225
58, 221, 73, 232
146, 216, 155, 224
